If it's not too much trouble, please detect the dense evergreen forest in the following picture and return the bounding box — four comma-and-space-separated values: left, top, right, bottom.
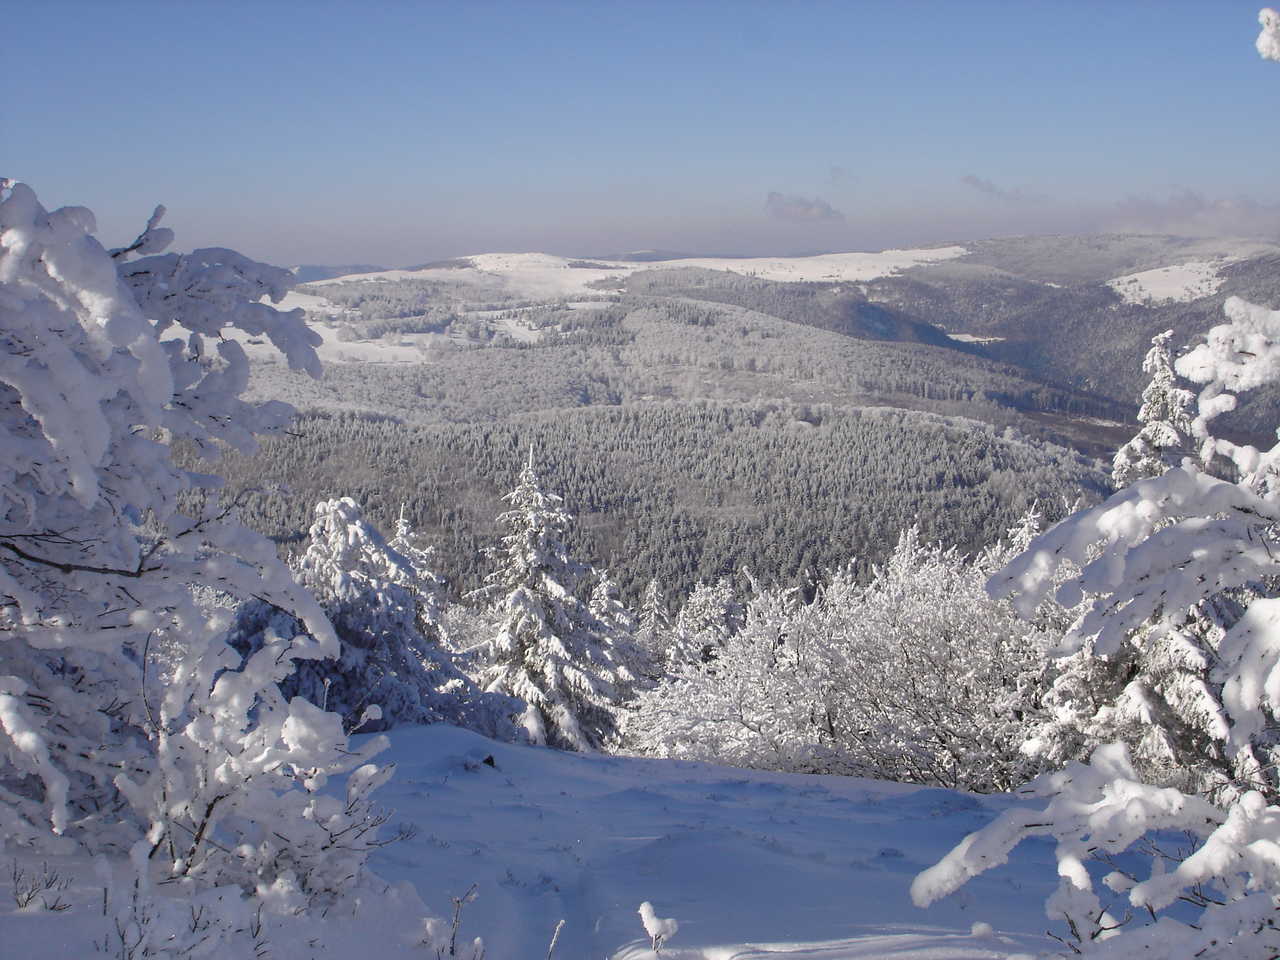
216, 402, 1106, 601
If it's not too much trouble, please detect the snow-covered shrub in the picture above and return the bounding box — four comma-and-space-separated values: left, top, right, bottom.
626, 582, 826, 771
229, 497, 519, 739
628, 520, 1062, 789
638, 901, 679, 953
0, 180, 396, 909
819, 523, 1063, 791
478, 454, 630, 750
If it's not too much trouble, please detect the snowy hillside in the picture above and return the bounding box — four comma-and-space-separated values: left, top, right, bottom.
2, 724, 1057, 959
309, 246, 970, 299
1106, 259, 1236, 305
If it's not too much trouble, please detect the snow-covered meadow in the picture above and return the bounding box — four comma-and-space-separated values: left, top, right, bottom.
1106, 260, 1235, 306
2, 724, 1057, 959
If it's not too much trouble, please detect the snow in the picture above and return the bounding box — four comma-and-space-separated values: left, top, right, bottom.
2, 723, 1057, 958
263, 289, 354, 316
366, 725, 1054, 958
310, 246, 970, 300
1260, 7, 1280, 61
1106, 260, 1236, 305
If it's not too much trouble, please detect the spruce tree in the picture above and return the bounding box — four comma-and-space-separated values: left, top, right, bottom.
636, 578, 673, 679
479, 453, 625, 750
1112, 329, 1195, 488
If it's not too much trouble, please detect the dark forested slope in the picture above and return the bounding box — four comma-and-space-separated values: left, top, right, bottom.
216, 403, 1106, 601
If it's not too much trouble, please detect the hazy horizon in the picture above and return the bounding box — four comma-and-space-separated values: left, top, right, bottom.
12, 1, 1280, 266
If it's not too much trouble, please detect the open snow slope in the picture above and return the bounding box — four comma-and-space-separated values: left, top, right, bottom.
309, 247, 970, 299
1106, 259, 1237, 305
370, 725, 1056, 959
0, 725, 1059, 959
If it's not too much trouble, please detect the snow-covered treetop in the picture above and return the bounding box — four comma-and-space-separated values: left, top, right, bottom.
1112, 329, 1196, 488
487, 453, 582, 594
297, 497, 417, 603
1260, 7, 1280, 61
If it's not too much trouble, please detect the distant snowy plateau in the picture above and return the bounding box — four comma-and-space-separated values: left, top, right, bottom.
251, 236, 1280, 372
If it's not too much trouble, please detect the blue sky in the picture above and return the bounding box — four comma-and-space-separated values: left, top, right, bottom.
8, 1, 1280, 265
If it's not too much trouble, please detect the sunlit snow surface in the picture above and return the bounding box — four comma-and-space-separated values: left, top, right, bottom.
1106, 260, 1233, 305
1, 725, 1058, 958
310, 247, 970, 299
370, 726, 1054, 959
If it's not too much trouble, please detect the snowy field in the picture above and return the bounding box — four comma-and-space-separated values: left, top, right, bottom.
1106, 259, 1234, 305
1, 725, 1058, 959
308, 247, 970, 300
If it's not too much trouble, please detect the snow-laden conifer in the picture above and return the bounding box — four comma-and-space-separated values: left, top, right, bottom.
231, 497, 519, 738
479, 453, 627, 750
589, 569, 646, 690
1111, 329, 1195, 488
635, 578, 673, 676
390, 502, 447, 637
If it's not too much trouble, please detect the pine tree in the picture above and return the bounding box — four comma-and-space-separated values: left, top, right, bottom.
389, 502, 448, 638
1111, 329, 1195, 488
589, 569, 644, 690
636, 578, 673, 679
231, 498, 518, 737
479, 453, 625, 750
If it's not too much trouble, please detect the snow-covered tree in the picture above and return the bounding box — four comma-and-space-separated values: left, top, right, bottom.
589, 569, 647, 689
479, 454, 628, 750
0, 181, 396, 917
1021, 588, 1242, 800
668, 578, 743, 666
230, 497, 519, 738
635, 577, 673, 675
821, 526, 1061, 791
590, 570, 636, 641
1111, 329, 1196, 488
390, 502, 447, 637
626, 582, 826, 771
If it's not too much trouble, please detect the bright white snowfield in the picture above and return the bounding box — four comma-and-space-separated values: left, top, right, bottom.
311, 246, 970, 298
2, 725, 1056, 959
1106, 260, 1236, 305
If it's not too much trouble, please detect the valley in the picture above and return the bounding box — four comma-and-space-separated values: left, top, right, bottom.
221, 233, 1280, 602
